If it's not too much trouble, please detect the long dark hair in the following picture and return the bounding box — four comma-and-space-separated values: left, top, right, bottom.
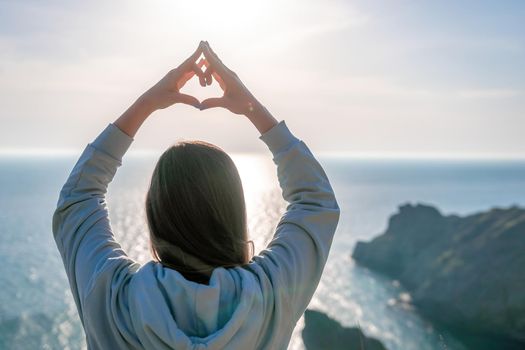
145, 140, 253, 284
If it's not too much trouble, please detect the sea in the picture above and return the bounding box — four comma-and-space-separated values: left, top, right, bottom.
1, 152, 524, 350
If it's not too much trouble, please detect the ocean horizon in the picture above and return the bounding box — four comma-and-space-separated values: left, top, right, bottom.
1, 154, 524, 349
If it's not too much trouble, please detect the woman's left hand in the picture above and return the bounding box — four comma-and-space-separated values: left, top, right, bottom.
114, 42, 210, 137
139, 41, 208, 111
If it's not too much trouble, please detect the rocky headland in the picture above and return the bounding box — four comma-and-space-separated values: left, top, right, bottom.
352, 203, 525, 349
302, 309, 387, 350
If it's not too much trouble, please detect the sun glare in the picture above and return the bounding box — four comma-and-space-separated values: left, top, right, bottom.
230, 153, 277, 216
231, 153, 285, 251
231, 153, 274, 194
172, 0, 270, 35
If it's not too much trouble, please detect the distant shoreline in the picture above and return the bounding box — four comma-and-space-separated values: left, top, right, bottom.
1, 149, 525, 161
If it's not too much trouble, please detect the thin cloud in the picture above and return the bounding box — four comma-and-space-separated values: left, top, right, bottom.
456, 89, 524, 99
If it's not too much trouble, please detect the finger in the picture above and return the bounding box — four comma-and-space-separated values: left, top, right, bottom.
212, 71, 226, 91
206, 41, 236, 76
192, 63, 206, 87
202, 59, 226, 90
197, 58, 212, 85
177, 42, 205, 80
201, 97, 227, 110
202, 61, 214, 86
205, 41, 220, 61
183, 41, 205, 66
201, 42, 229, 77
197, 58, 211, 84
204, 65, 213, 86
177, 93, 201, 109
197, 57, 206, 69
177, 70, 195, 89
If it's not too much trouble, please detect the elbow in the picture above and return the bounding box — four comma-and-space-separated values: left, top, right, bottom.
326, 190, 341, 231
52, 193, 68, 241
333, 192, 341, 215
52, 212, 61, 239
326, 179, 341, 216
51, 206, 64, 249
52, 189, 70, 231
51, 188, 77, 241
329, 198, 341, 233
333, 198, 341, 218
324, 183, 341, 215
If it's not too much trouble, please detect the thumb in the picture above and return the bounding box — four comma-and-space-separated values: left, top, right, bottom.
178, 93, 201, 109
201, 97, 227, 110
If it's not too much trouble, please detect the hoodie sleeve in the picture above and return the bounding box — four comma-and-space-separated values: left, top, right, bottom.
52, 123, 138, 323
254, 120, 341, 322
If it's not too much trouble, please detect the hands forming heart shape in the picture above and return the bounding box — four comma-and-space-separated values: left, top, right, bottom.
140, 41, 259, 116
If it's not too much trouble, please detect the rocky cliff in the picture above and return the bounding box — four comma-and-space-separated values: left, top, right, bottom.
302, 309, 387, 350
352, 203, 525, 348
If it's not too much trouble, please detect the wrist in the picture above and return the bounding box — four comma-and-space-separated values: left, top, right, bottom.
245, 101, 279, 135
136, 94, 159, 115
114, 97, 155, 138
245, 100, 269, 120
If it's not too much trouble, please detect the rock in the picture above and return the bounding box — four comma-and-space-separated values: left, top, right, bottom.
302, 309, 387, 350
352, 203, 525, 347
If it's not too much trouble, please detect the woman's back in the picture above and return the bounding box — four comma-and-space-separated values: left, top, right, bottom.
52, 42, 340, 350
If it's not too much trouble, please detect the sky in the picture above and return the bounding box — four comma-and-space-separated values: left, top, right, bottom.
1, 0, 524, 157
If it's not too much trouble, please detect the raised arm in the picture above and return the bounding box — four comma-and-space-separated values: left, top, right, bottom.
199, 42, 341, 323
255, 120, 340, 322
52, 42, 208, 322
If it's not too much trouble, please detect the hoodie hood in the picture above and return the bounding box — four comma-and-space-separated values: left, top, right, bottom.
124, 261, 265, 349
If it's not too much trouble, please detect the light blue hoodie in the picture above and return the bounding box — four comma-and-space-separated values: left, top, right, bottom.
52, 120, 340, 349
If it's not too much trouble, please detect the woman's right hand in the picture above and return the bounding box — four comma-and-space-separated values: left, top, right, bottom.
200, 42, 259, 116
200, 41, 278, 134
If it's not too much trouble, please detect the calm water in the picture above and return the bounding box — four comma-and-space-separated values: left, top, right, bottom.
1, 153, 524, 350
